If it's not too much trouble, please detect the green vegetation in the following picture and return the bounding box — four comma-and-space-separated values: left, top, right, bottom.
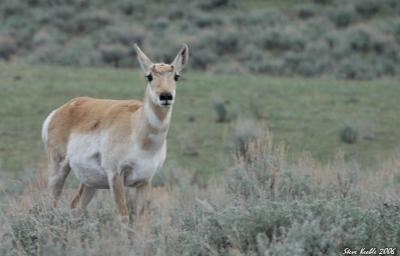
339, 125, 359, 144
0, 63, 399, 176
0, 0, 400, 79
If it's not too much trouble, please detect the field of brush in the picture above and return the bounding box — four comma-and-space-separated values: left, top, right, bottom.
0, 63, 399, 255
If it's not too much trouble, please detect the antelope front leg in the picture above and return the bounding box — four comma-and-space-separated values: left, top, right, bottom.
134, 182, 150, 217
108, 173, 129, 222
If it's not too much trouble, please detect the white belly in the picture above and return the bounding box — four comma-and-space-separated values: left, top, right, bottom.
67, 133, 108, 188
67, 132, 166, 188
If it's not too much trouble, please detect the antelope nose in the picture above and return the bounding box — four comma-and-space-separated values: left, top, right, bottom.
159, 92, 173, 101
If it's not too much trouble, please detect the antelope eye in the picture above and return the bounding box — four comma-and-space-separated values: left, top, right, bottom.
174, 74, 180, 81
146, 74, 153, 82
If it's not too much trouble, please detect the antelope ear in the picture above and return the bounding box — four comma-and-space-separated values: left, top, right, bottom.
171, 44, 189, 74
134, 43, 153, 75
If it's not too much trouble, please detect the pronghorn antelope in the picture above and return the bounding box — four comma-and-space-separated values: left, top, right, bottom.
42, 44, 189, 220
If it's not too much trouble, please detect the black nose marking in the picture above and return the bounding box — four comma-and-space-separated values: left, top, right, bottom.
159, 92, 173, 101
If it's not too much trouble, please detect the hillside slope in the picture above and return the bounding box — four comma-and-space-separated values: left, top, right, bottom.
0, 0, 400, 79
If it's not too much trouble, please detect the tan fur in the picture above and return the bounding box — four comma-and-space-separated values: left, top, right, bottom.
111, 175, 129, 216
152, 63, 174, 74
47, 97, 143, 154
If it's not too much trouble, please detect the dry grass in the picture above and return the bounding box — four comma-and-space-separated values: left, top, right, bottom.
1, 127, 399, 255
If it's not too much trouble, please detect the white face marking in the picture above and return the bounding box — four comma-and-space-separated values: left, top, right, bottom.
144, 85, 172, 128
147, 83, 159, 105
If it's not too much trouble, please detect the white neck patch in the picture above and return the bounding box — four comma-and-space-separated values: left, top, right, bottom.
144, 85, 172, 129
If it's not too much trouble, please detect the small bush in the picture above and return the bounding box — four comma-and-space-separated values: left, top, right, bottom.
209, 60, 245, 74
0, 35, 17, 60
99, 43, 130, 68
70, 11, 114, 34
189, 30, 219, 69
339, 125, 359, 144
294, 4, 317, 19
32, 28, 67, 47
236, 8, 288, 26
27, 38, 101, 66
313, 0, 333, 4
392, 23, 400, 45
232, 119, 264, 159
196, 0, 239, 11
47, 5, 76, 33
329, 7, 357, 28
335, 54, 396, 80
345, 26, 388, 53
0, 0, 27, 19
354, 0, 381, 18
256, 27, 306, 52
115, 0, 146, 16
302, 17, 334, 40
102, 25, 145, 46
190, 11, 224, 28
212, 98, 229, 122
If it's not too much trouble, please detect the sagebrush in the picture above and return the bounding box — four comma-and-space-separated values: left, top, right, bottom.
1, 132, 399, 255
1, 0, 400, 79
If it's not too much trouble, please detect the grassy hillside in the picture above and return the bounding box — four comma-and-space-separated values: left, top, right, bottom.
0, 63, 399, 178
0, 0, 400, 79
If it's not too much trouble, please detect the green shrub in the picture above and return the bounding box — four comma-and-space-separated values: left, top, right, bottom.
235, 8, 288, 26
301, 17, 334, 40
329, 6, 357, 27
0, 35, 16, 60
189, 30, 219, 69
339, 125, 359, 144
180, 135, 400, 255
389, 18, 400, 43
2, 15, 36, 48
99, 43, 130, 67
115, 0, 146, 16
354, 0, 381, 18
313, 0, 333, 4
32, 28, 67, 47
239, 44, 268, 73
257, 27, 306, 52
46, 5, 76, 33
212, 98, 229, 122
345, 26, 388, 53
190, 10, 224, 28
27, 38, 101, 66
0, 0, 27, 19
70, 10, 113, 34
284, 50, 329, 77
182, 196, 400, 255
231, 119, 265, 160
196, 0, 239, 11
102, 25, 145, 46
294, 4, 317, 19
245, 51, 286, 75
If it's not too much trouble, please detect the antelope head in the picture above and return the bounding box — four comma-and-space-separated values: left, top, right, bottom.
134, 44, 189, 108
